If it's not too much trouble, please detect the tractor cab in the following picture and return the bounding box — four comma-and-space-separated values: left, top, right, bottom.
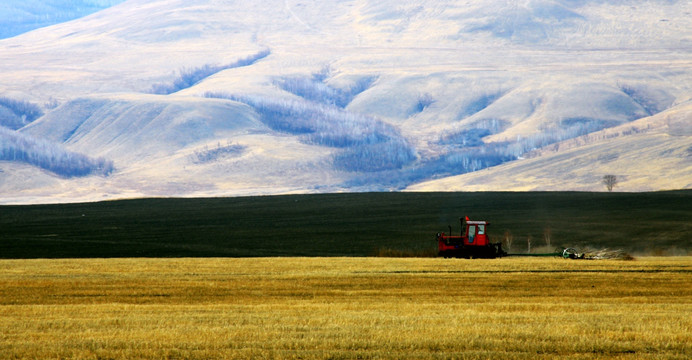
464, 219, 489, 246
437, 216, 505, 258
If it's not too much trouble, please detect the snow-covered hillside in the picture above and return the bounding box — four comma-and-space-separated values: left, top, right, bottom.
0, 0, 691, 203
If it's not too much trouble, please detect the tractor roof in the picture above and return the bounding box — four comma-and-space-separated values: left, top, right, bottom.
466, 220, 488, 225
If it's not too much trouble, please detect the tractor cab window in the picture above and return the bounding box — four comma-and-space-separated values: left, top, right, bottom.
478, 225, 485, 235
468, 225, 476, 243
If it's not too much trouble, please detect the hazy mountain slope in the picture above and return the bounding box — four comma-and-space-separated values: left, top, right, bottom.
407, 102, 692, 192
0, 0, 691, 203
22, 95, 265, 162
5, 94, 343, 203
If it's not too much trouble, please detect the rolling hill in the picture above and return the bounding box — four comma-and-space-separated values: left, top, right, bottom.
0, 0, 691, 203
409, 101, 692, 192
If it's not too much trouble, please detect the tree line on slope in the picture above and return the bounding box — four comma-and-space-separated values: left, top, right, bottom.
150, 49, 271, 95
206, 70, 659, 189
205, 92, 418, 172
266, 73, 651, 189
1, 124, 114, 177
190, 142, 246, 164
0, 95, 115, 178
273, 71, 378, 109
0, 96, 44, 130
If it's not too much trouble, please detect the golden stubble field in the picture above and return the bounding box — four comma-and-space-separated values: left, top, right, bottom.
1, 257, 690, 359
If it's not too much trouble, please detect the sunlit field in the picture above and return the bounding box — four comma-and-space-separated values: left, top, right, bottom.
1, 257, 690, 359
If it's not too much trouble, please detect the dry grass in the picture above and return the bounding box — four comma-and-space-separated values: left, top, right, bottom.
1, 257, 690, 359
372, 247, 437, 257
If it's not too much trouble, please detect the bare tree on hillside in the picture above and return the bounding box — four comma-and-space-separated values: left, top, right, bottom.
543, 227, 552, 247
503, 230, 513, 252
603, 175, 618, 192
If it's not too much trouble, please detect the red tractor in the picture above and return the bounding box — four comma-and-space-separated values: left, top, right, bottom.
437, 216, 506, 258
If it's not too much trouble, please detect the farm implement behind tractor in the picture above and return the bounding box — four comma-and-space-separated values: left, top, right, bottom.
436, 216, 628, 259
